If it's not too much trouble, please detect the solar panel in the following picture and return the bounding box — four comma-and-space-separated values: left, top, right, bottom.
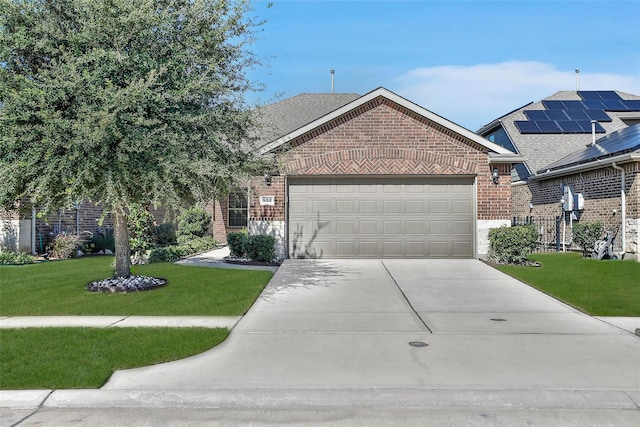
546, 110, 569, 121
542, 124, 640, 172
541, 100, 565, 110
624, 100, 640, 110
575, 121, 605, 132
561, 101, 584, 110
515, 121, 541, 134
535, 120, 562, 133
596, 91, 622, 100
556, 121, 584, 133
601, 99, 628, 111
584, 110, 612, 122
564, 110, 589, 120
524, 110, 549, 120
581, 99, 606, 110
578, 91, 602, 100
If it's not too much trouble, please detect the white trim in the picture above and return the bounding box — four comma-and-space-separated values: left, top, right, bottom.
259, 87, 515, 156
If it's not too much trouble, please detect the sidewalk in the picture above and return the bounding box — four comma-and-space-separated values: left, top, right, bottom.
0, 316, 241, 329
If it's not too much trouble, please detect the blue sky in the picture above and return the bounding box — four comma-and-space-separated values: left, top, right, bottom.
246, 0, 640, 130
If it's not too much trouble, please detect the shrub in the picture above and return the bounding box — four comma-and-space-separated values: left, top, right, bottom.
573, 222, 604, 257
128, 205, 156, 257
179, 236, 217, 255
0, 251, 36, 265
246, 234, 275, 262
488, 225, 538, 265
227, 231, 247, 257
148, 246, 187, 263
50, 233, 85, 259
176, 207, 211, 243
147, 236, 217, 264
153, 223, 177, 246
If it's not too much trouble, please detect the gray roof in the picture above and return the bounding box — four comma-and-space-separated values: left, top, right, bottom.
254, 93, 360, 147
477, 90, 640, 181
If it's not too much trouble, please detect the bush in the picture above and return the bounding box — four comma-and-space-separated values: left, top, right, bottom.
179, 236, 217, 255
153, 223, 177, 246
176, 207, 211, 243
573, 222, 604, 257
147, 246, 187, 263
488, 225, 538, 265
0, 251, 36, 265
246, 235, 275, 262
147, 236, 217, 264
50, 233, 85, 259
128, 205, 156, 257
227, 231, 247, 257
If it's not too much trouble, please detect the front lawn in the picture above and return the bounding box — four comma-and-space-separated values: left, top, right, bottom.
0, 256, 273, 316
496, 252, 640, 316
0, 327, 228, 389
0, 256, 274, 389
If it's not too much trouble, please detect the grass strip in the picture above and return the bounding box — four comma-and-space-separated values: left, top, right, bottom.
0, 256, 273, 316
496, 252, 640, 316
0, 327, 228, 389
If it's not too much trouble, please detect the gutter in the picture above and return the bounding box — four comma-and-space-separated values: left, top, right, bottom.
611, 162, 627, 259
488, 153, 526, 164
531, 152, 640, 181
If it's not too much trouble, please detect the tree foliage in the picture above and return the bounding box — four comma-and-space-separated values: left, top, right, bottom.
0, 0, 266, 276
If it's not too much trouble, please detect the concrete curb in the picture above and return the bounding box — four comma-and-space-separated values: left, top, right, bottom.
3, 388, 640, 411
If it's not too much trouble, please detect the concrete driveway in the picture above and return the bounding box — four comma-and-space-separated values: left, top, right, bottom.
95, 259, 639, 395
7, 259, 639, 425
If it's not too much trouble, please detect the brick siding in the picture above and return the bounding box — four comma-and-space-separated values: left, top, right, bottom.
214, 96, 513, 246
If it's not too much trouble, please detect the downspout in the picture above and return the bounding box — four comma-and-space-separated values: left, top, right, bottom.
31, 207, 37, 255
611, 162, 626, 258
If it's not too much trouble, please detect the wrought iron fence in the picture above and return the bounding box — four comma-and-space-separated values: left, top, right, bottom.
512, 216, 561, 253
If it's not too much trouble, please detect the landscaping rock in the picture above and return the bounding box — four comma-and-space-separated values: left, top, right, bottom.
86, 275, 167, 293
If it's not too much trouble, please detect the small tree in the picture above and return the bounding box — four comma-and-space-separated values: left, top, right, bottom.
0, 0, 268, 278
573, 222, 603, 257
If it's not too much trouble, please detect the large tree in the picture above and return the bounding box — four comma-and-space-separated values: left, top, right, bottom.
0, 0, 265, 277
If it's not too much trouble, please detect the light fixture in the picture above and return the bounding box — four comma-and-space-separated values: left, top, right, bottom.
263, 172, 272, 186
529, 202, 534, 211
491, 167, 499, 184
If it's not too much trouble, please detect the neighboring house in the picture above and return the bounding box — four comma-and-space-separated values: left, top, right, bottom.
477, 90, 640, 260
213, 87, 522, 259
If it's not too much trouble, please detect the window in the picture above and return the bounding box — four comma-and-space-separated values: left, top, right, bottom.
228, 190, 248, 227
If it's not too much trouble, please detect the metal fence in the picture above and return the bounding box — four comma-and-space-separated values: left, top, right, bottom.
512, 216, 561, 253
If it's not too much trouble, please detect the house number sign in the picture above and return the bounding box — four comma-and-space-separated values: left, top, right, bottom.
259, 196, 275, 206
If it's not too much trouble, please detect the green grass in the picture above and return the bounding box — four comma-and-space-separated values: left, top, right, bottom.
0, 327, 228, 389
0, 256, 273, 315
0, 256, 274, 389
496, 252, 640, 316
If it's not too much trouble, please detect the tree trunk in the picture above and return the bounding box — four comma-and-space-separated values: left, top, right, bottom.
113, 208, 131, 278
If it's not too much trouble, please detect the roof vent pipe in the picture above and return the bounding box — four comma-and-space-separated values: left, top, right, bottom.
591, 120, 597, 145
331, 69, 335, 94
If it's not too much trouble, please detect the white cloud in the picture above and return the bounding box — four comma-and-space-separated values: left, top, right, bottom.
392, 61, 640, 131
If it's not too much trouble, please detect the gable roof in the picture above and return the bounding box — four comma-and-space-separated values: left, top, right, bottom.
254, 93, 360, 147
477, 90, 640, 181
260, 87, 515, 156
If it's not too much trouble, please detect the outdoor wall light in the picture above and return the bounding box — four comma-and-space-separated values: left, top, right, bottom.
263, 173, 272, 186
491, 167, 499, 184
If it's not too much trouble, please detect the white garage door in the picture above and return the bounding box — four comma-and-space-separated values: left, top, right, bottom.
288, 177, 475, 258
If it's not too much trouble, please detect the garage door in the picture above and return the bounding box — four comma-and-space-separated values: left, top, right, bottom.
288, 177, 475, 258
